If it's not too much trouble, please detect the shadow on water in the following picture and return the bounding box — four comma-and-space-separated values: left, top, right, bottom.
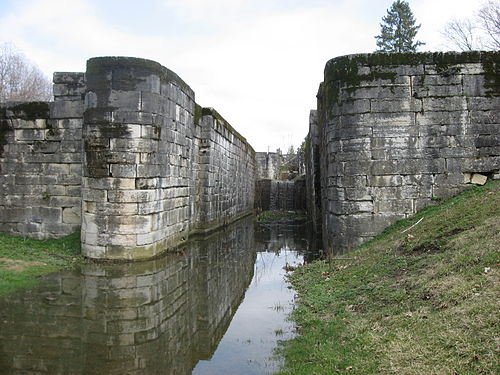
0, 216, 318, 374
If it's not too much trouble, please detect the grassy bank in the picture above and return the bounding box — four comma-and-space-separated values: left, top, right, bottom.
0, 232, 83, 296
278, 181, 499, 374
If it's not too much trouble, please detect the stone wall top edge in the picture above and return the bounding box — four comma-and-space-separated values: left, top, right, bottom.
53, 72, 85, 84
324, 50, 499, 80
199, 106, 256, 155
0, 101, 51, 119
86, 56, 195, 99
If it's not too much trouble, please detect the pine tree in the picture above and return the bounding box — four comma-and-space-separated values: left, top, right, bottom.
375, 0, 425, 52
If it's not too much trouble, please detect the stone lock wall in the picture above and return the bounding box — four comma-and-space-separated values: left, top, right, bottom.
0, 56, 256, 260
309, 51, 500, 252
255, 152, 282, 180
194, 108, 256, 232
0, 73, 84, 239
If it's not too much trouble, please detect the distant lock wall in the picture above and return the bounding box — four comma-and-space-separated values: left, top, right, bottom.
306, 51, 500, 252
0, 57, 256, 260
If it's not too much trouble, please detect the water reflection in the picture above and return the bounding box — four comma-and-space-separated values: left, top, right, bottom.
0, 218, 315, 374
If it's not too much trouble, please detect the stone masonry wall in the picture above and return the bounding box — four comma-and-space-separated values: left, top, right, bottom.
255, 151, 281, 179
81, 57, 255, 260
193, 108, 255, 232
0, 73, 84, 239
312, 51, 499, 252
0, 56, 255, 260
304, 110, 322, 233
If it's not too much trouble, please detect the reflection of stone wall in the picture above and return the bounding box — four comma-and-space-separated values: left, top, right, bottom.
0, 218, 256, 374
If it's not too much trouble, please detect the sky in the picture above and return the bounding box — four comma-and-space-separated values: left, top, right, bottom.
0, 0, 482, 152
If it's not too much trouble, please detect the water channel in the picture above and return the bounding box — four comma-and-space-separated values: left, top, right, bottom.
0, 216, 317, 374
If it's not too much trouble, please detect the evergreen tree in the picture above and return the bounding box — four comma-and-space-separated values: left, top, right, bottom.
375, 0, 425, 52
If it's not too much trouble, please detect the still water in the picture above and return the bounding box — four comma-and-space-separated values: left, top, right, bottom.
0, 217, 316, 374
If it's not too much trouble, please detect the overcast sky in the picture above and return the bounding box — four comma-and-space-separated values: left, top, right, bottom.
0, 0, 482, 152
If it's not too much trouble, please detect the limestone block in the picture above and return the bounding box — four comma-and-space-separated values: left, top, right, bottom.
369, 175, 403, 187
53, 72, 85, 85
414, 85, 463, 97
423, 97, 467, 112
45, 163, 70, 175
107, 189, 157, 203
62, 207, 81, 224
344, 187, 371, 201
111, 110, 153, 125
53, 83, 85, 98
136, 178, 159, 190
136, 164, 161, 178
0, 207, 32, 222
371, 98, 422, 113
471, 173, 487, 185
463, 75, 486, 96
463, 173, 472, 183
372, 125, 418, 138
14, 129, 45, 141
136, 231, 159, 246
342, 85, 410, 100
108, 91, 141, 111
106, 233, 137, 247
50, 100, 84, 119
370, 160, 399, 175
376, 64, 424, 76
439, 147, 477, 158
336, 99, 370, 114
57, 173, 82, 185
374, 199, 413, 214
422, 74, 462, 86
111, 164, 137, 178
39, 207, 62, 223
84, 177, 136, 190
82, 188, 107, 202
329, 200, 373, 214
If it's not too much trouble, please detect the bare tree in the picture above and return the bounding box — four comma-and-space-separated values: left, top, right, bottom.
478, 0, 500, 50
441, 0, 500, 51
0, 42, 52, 102
441, 18, 481, 51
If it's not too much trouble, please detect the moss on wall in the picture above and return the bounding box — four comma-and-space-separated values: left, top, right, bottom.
200, 107, 256, 155
319, 51, 500, 110
86, 56, 194, 98
482, 54, 500, 97
2, 102, 50, 120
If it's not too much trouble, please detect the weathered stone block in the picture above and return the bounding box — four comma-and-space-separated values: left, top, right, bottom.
50, 100, 84, 119
471, 173, 488, 185
371, 98, 422, 113
423, 97, 467, 112
107, 190, 157, 203
62, 207, 81, 224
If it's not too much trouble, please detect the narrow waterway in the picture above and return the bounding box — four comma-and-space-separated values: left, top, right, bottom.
0, 217, 316, 374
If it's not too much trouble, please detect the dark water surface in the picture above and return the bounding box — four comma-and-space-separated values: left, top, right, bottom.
0, 217, 316, 374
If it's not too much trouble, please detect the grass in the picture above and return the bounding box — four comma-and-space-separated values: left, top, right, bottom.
257, 210, 307, 223
0, 232, 83, 296
277, 181, 500, 375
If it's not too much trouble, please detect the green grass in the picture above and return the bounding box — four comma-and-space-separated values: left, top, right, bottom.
278, 181, 500, 375
257, 210, 307, 223
0, 232, 83, 295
